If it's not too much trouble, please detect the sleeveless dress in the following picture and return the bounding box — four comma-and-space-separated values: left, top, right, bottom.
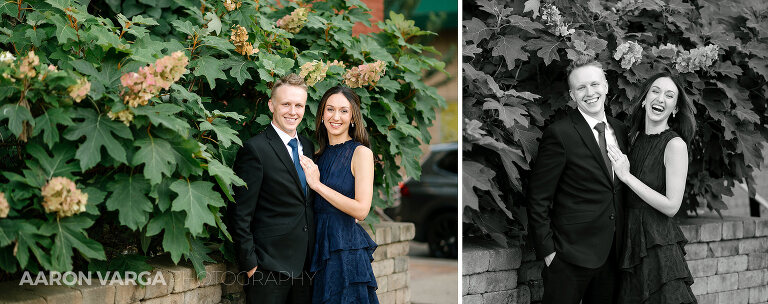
310, 140, 379, 304
619, 129, 696, 304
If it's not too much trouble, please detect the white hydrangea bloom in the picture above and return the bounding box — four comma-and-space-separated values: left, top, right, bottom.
0, 51, 15, 63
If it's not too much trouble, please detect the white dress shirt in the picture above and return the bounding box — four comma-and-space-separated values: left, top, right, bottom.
271, 123, 303, 161
578, 109, 619, 176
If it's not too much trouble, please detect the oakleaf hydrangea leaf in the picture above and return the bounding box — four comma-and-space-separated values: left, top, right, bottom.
0, 104, 34, 139
170, 179, 225, 236
39, 215, 106, 272
491, 35, 528, 69
199, 119, 241, 148
106, 174, 152, 230
9, 220, 53, 270
185, 237, 214, 279
146, 210, 189, 264
32, 108, 75, 149
208, 158, 245, 202
132, 104, 190, 136
25, 143, 79, 181
63, 109, 133, 171
132, 137, 176, 185
193, 56, 227, 88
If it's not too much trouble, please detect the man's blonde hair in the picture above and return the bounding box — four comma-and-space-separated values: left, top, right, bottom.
566, 59, 606, 89
271, 73, 307, 97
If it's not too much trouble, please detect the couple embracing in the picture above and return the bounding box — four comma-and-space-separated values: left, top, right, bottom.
227, 74, 379, 304
528, 59, 698, 304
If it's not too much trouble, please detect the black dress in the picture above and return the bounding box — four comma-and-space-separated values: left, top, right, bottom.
619, 129, 697, 304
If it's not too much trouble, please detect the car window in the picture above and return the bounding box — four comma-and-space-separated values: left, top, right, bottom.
436, 150, 457, 174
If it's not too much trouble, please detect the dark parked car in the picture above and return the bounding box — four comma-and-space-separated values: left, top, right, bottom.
386, 143, 458, 258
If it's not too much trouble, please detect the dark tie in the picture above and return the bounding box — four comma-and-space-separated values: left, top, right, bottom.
287, 138, 307, 196
594, 122, 612, 179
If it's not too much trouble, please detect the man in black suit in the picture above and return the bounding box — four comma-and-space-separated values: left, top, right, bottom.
228, 74, 315, 304
528, 60, 628, 304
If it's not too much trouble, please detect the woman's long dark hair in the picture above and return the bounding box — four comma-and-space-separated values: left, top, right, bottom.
628, 72, 696, 144
314, 85, 370, 156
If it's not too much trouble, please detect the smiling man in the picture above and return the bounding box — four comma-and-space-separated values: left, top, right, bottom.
228, 74, 315, 304
527, 60, 629, 304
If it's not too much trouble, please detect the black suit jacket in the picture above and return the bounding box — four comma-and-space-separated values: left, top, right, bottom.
527, 110, 628, 269
228, 125, 315, 277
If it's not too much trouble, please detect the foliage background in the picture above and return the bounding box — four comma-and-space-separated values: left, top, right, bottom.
462, 0, 768, 245
0, 0, 446, 278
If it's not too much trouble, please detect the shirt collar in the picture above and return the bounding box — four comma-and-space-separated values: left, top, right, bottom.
577, 108, 608, 130
271, 122, 299, 146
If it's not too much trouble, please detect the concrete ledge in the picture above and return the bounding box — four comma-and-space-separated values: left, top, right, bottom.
680, 216, 768, 244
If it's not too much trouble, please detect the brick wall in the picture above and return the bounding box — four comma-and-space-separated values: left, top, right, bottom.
351, 0, 383, 35
462, 241, 531, 304
463, 216, 768, 304
1, 221, 415, 304
3, 259, 226, 304
680, 216, 768, 304
363, 221, 415, 304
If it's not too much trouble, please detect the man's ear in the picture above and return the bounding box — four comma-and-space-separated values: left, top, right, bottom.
268, 99, 274, 113
568, 90, 575, 102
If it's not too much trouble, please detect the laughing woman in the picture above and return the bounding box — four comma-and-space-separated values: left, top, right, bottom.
607, 72, 697, 304
299, 86, 379, 304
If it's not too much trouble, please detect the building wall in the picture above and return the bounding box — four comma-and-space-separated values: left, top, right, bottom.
721, 146, 768, 218
425, 29, 459, 145
352, 0, 384, 36
353, 0, 458, 149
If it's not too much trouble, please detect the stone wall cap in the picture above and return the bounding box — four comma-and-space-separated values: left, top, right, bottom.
680, 216, 762, 226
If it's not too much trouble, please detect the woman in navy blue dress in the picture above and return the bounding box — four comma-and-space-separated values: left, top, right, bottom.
299, 85, 379, 303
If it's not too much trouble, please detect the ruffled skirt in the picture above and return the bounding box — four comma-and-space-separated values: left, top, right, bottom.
311, 212, 379, 304
620, 208, 697, 304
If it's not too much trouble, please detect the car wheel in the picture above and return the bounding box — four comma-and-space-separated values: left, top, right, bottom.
427, 213, 457, 259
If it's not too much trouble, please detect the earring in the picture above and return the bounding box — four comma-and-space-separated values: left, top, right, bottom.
321, 119, 324, 123
673, 112, 676, 118
351, 122, 355, 127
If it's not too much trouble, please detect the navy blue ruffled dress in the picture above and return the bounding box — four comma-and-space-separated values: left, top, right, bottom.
310, 140, 379, 304
619, 130, 696, 304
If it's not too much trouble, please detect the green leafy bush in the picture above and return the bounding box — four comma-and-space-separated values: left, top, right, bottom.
0, 0, 446, 278
463, 0, 767, 245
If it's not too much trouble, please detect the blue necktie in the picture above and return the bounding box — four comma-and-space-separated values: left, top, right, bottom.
287, 138, 307, 196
